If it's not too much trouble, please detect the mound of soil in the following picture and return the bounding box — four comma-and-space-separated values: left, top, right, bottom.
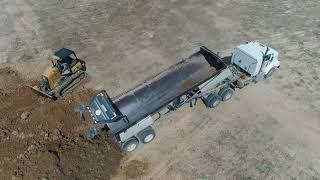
0, 67, 122, 180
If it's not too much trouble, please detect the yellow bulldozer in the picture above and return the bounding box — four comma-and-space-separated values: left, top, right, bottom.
29, 48, 87, 100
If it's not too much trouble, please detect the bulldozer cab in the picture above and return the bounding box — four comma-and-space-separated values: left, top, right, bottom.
54, 48, 78, 64
51, 48, 80, 76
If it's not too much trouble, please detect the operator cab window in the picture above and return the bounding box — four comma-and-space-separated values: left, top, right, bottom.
68, 53, 77, 60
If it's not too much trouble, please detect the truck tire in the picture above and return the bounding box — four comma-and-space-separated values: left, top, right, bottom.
121, 137, 139, 152
138, 127, 156, 144
207, 94, 221, 108
264, 67, 275, 79
220, 88, 233, 101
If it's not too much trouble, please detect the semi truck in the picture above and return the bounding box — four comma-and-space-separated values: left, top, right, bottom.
77, 42, 280, 152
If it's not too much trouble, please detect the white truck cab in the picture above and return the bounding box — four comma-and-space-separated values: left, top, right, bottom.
231, 42, 280, 78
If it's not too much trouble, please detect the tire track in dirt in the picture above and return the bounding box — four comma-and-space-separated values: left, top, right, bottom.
0, 0, 43, 63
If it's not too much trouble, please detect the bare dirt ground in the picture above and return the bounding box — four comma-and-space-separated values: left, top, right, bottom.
0, 0, 320, 179
0, 68, 122, 179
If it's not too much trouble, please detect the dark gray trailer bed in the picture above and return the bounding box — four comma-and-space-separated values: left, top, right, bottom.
84, 46, 228, 137
113, 47, 226, 125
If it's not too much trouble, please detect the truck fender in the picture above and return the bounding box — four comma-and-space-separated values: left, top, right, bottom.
262, 59, 280, 75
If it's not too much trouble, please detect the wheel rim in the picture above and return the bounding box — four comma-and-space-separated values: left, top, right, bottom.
224, 93, 232, 100
212, 100, 220, 107
126, 143, 137, 152
144, 134, 154, 143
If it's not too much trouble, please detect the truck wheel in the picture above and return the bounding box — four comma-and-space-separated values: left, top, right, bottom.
138, 127, 156, 144
121, 137, 139, 152
207, 94, 221, 108
264, 67, 275, 79
220, 88, 234, 101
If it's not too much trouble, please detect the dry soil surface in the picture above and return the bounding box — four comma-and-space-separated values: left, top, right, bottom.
0, 0, 320, 179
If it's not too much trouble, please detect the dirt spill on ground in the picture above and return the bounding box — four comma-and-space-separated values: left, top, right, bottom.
0, 67, 123, 180
123, 160, 149, 179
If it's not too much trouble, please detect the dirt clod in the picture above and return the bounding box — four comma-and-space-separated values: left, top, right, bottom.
20, 112, 31, 120
11, 130, 19, 136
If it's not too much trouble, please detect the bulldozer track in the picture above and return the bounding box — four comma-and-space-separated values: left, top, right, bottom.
55, 70, 87, 97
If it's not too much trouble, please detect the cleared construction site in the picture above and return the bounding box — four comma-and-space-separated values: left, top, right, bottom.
0, 0, 320, 179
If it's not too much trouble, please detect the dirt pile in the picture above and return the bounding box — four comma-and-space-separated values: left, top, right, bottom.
0, 67, 123, 180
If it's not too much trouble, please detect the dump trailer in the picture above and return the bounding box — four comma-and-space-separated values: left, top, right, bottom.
78, 42, 280, 152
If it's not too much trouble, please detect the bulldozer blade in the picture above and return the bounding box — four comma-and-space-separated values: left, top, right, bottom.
26, 85, 56, 100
